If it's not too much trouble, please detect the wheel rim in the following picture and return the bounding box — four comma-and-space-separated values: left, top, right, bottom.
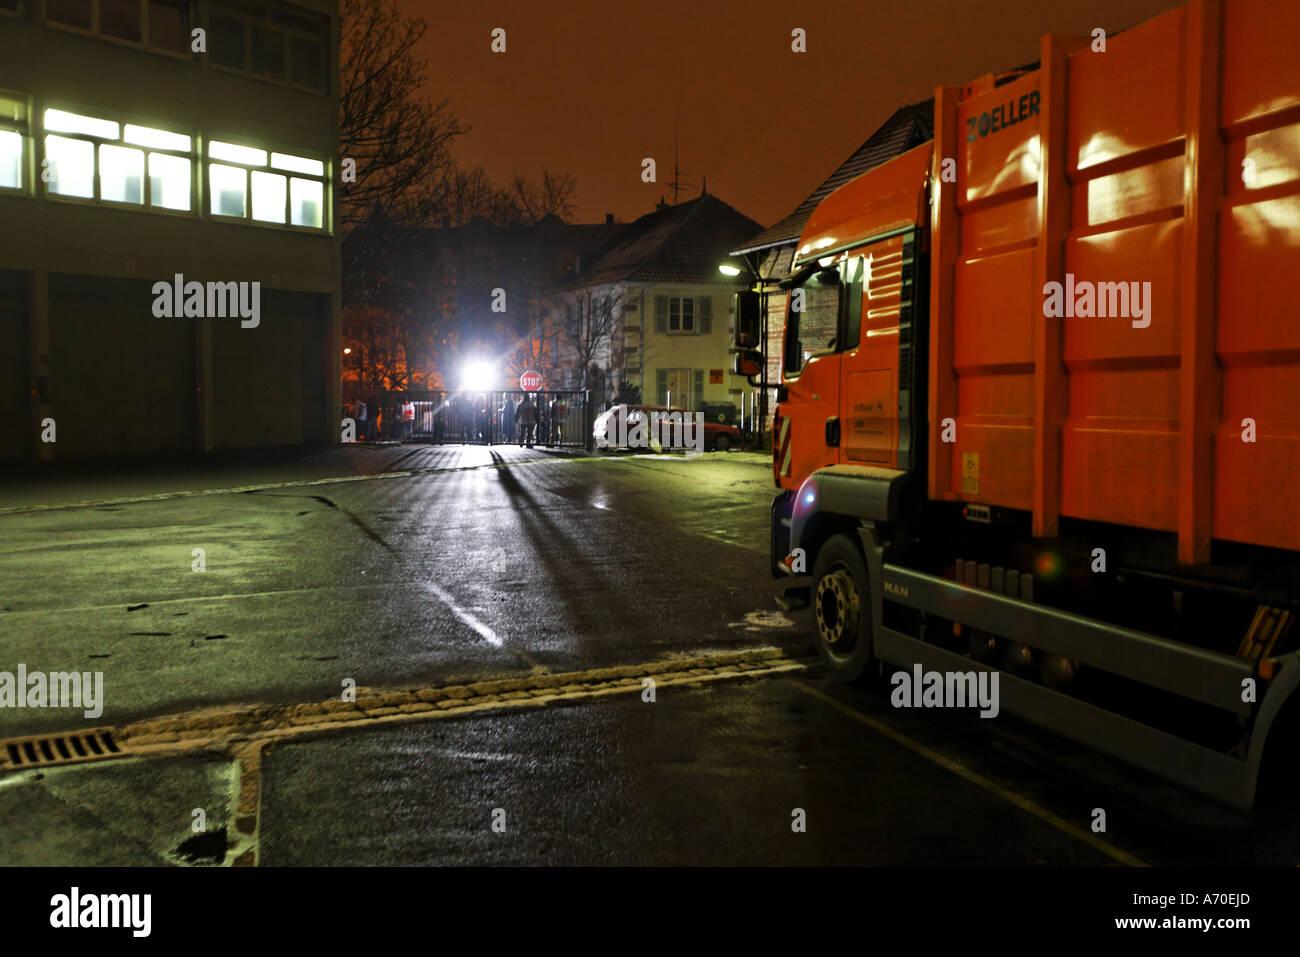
816, 566, 861, 654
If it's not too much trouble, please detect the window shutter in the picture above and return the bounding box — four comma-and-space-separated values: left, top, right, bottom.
655, 368, 668, 405
699, 297, 712, 335
654, 295, 668, 333
693, 369, 704, 406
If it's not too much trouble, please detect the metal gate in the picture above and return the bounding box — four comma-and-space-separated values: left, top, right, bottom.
381, 390, 592, 449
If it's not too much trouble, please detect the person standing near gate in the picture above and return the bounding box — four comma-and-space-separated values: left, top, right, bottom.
401, 399, 415, 440
516, 395, 537, 448
355, 398, 368, 442
549, 396, 567, 444
501, 395, 516, 446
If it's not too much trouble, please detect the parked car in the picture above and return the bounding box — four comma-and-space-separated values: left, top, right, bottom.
593, 404, 741, 452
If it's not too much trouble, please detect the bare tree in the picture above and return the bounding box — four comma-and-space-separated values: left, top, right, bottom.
339, 0, 468, 229
437, 165, 498, 227
494, 169, 578, 225
551, 284, 625, 393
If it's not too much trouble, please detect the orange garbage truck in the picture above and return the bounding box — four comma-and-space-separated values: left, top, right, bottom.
753, 0, 1300, 809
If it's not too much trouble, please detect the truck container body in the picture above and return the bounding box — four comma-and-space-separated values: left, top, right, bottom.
765, 0, 1300, 809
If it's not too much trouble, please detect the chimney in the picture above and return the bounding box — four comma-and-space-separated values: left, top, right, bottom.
605, 213, 614, 225
656, 195, 669, 211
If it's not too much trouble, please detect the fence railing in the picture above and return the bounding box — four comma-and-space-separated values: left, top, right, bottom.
377, 390, 594, 449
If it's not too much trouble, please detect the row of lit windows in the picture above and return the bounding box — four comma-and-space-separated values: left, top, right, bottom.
2, 0, 329, 95
0, 98, 328, 231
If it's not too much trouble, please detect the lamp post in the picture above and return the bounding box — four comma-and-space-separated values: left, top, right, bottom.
719, 255, 770, 450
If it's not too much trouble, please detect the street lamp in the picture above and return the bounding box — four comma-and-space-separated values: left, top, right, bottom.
460, 360, 496, 393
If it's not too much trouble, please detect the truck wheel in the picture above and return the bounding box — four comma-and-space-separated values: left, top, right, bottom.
714, 434, 731, 452
811, 534, 875, 682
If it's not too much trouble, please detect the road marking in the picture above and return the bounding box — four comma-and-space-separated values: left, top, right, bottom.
423, 582, 542, 669
789, 679, 1148, 867
425, 583, 504, 647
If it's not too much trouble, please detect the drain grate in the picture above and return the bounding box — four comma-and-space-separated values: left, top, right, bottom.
0, 728, 123, 771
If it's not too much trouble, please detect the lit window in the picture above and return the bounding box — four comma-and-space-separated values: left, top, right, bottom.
99, 143, 144, 204
209, 162, 246, 218
0, 92, 27, 192
125, 123, 190, 152
45, 109, 119, 140
251, 169, 286, 222
271, 152, 323, 176
44, 107, 193, 211
45, 135, 94, 198
290, 177, 322, 228
210, 140, 266, 166
148, 152, 190, 210
207, 138, 327, 230
0, 130, 21, 190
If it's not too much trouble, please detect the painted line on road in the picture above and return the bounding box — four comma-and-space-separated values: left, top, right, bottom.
788, 679, 1148, 868
423, 582, 541, 669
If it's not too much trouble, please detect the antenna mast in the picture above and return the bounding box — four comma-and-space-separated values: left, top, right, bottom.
668, 102, 691, 204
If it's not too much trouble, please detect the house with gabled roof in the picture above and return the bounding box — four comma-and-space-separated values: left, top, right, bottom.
546, 190, 763, 415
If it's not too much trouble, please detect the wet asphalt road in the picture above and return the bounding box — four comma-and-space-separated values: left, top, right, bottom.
2, 444, 1299, 866
0, 445, 782, 734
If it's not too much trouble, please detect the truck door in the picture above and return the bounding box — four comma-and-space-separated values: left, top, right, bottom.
776, 266, 843, 488
838, 234, 915, 469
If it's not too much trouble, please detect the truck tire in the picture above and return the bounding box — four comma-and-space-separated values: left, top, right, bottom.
714, 434, 731, 452
811, 534, 875, 682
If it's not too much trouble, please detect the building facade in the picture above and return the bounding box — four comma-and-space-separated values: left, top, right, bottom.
550, 193, 763, 416
0, 0, 341, 461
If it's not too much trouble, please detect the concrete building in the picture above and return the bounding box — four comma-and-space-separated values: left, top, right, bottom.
551, 192, 763, 414
0, 0, 340, 462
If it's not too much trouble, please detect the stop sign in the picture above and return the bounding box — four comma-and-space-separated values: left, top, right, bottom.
519, 370, 543, 392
